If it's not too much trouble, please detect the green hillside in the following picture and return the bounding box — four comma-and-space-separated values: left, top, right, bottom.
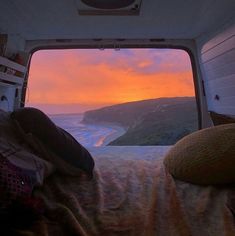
82, 97, 198, 145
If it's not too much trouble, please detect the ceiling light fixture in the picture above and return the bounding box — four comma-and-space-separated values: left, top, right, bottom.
76, 0, 142, 15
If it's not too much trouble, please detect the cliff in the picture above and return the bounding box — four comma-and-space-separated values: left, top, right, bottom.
82, 97, 198, 145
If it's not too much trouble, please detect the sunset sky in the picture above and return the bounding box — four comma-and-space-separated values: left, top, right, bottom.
26, 48, 195, 114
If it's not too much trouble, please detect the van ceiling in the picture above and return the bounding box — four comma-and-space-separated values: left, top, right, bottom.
0, 0, 234, 40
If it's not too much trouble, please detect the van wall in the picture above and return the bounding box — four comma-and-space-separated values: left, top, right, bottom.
196, 18, 235, 115
0, 86, 16, 111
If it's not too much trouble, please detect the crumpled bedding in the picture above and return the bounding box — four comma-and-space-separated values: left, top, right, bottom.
1, 109, 234, 236
25, 146, 235, 236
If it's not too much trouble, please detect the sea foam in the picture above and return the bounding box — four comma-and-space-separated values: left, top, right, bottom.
49, 113, 125, 147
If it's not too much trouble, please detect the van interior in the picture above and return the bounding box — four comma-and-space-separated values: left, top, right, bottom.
0, 1, 235, 235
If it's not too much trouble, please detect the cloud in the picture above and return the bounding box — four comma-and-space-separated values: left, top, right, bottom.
27, 48, 194, 113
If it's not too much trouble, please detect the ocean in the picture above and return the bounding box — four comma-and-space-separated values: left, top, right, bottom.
49, 113, 125, 147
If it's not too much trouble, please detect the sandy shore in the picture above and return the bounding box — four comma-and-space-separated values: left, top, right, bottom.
100, 125, 126, 146
85, 122, 126, 147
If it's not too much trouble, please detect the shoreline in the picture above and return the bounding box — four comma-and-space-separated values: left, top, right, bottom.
100, 125, 126, 146
84, 121, 126, 146
50, 113, 126, 147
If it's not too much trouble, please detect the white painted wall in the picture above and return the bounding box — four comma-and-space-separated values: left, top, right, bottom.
197, 18, 235, 115
0, 85, 17, 111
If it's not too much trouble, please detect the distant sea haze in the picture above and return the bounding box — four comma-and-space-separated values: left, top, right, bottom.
49, 113, 125, 147
27, 103, 113, 115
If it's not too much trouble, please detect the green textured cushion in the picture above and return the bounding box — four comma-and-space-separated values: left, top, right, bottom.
163, 123, 235, 185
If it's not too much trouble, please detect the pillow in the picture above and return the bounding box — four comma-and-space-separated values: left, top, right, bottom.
25, 132, 89, 177
210, 111, 235, 126
163, 123, 235, 185
11, 107, 94, 177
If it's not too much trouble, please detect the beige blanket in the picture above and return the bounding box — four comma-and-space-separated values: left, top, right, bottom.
23, 146, 235, 236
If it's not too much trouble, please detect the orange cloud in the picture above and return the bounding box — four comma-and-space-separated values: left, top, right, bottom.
26, 49, 194, 113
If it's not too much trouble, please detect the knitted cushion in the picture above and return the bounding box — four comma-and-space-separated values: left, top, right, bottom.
163, 123, 235, 185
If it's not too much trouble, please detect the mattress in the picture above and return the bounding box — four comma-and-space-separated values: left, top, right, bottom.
27, 146, 235, 236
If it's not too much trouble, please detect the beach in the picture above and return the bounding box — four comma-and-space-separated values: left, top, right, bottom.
49, 113, 126, 147
94, 124, 126, 146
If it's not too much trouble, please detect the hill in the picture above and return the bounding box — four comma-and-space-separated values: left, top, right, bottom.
82, 97, 198, 145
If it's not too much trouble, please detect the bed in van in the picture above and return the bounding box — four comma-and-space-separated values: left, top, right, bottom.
0, 1, 235, 235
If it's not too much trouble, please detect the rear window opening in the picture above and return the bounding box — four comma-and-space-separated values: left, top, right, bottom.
26, 48, 198, 147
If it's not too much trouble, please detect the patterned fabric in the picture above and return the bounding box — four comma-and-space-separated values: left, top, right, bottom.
0, 110, 50, 233
0, 154, 37, 208
0, 109, 54, 208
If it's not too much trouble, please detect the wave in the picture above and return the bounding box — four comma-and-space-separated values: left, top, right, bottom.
49, 113, 125, 147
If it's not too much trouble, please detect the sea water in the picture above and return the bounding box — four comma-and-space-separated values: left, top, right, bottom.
49, 113, 125, 147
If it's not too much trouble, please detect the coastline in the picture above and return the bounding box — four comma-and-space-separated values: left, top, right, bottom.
84, 121, 126, 147
99, 125, 126, 146
50, 113, 126, 147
